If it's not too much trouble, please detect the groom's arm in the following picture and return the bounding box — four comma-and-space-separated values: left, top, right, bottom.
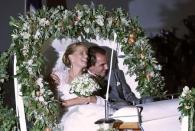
108, 70, 131, 109
117, 70, 139, 105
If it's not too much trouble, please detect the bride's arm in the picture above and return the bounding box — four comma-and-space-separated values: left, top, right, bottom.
62, 96, 97, 107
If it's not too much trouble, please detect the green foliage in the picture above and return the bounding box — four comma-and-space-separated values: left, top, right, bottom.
0, 4, 165, 129
0, 101, 17, 130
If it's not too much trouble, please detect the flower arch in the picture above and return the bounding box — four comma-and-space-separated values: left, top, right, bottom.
0, 4, 165, 130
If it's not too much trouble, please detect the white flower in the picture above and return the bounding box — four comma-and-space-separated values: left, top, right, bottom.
0, 79, 4, 83
11, 34, 18, 39
81, 20, 86, 25
185, 105, 191, 110
27, 59, 33, 66
107, 17, 113, 27
40, 88, 45, 94
84, 27, 90, 33
45, 20, 50, 25
121, 17, 128, 25
86, 20, 91, 25
22, 23, 29, 30
27, 67, 33, 75
149, 71, 154, 77
39, 18, 50, 27
21, 32, 30, 39
70, 73, 101, 96
23, 44, 29, 50
155, 65, 162, 70
94, 27, 100, 34
123, 38, 128, 43
52, 9, 59, 16
183, 86, 189, 92
22, 50, 28, 56
25, 59, 34, 74
76, 10, 83, 20
38, 96, 44, 102
95, 15, 104, 26
34, 30, 41, 39
63, 10, 71, 19
36, 77, 44, 88
43, 101, 48, 106
181, 86, 190, 97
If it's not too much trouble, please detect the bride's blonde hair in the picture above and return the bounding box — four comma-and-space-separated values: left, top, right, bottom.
62, 42, 88, 67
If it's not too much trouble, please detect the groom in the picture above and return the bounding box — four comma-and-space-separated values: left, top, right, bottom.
87, 45, 139, 109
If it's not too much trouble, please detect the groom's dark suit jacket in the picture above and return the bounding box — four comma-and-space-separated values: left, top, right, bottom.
108, 69, 139, 109
90, 69, 139, 110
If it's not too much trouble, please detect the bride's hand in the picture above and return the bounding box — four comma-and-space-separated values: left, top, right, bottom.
76, 96, 97, 105
88, 96, 97, 103
79, 96, 97, 104
77, 96, 90, 104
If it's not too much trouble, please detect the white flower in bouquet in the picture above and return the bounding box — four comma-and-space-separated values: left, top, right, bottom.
70, 73, 101, 96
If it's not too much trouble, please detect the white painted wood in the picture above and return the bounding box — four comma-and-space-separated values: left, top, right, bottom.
181, 116, 188, 131
14, 55, 27, 131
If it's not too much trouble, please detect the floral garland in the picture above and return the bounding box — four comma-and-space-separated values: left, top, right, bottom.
178, 86, 195, 131
0, 4, 165, 129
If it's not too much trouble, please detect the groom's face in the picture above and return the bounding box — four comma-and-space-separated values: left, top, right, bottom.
90, 53, 108, 77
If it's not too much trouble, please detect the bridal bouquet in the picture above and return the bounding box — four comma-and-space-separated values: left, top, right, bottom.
70, 73, 101, 96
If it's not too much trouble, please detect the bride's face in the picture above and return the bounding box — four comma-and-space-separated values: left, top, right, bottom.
69, 46, 88, 68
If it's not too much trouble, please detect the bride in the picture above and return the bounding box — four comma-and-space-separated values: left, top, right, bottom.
54, 42, 105, 131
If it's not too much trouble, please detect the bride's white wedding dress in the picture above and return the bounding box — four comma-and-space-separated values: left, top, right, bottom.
56, 70, 105, 131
